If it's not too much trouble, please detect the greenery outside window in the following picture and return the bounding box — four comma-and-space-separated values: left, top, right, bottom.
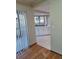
34, 15, 48, 26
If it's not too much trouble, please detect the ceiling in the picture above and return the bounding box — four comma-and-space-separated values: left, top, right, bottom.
16, 0, 46, 7
33, 0, 49, 13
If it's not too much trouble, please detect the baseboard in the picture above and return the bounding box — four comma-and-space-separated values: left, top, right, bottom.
29, 43, 37, 47
50, 50, 62, 56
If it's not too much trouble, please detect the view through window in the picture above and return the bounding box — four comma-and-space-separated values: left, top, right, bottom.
34, 16, 48, 26
16, 11, 28, 54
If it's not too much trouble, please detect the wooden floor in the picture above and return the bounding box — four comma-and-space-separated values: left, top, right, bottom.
16, 44, 62, 59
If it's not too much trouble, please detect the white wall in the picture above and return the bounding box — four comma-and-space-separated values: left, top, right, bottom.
49, 0, 62, 54
16, 3, 36, 45
36, 35, 51, 50
34, 12, 49, 16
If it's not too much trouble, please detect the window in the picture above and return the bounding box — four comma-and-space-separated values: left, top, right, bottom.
16, 11, 29, 53
16, 12, 21, 38
34, 16, 48, 26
